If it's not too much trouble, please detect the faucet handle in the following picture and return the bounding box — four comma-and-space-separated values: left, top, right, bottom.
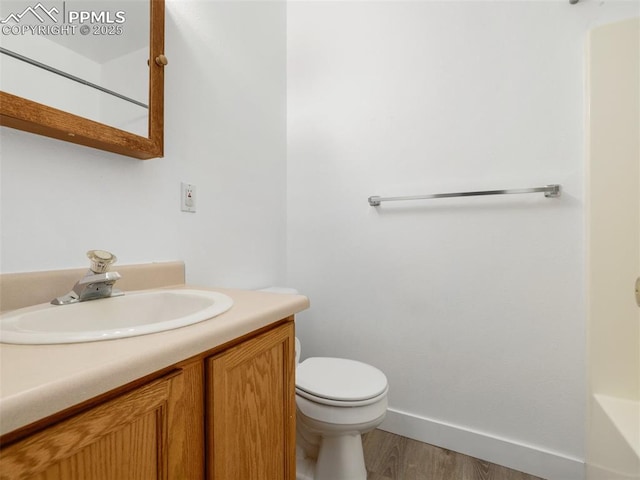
87, 250, 117, 273
77, 271, 122, 285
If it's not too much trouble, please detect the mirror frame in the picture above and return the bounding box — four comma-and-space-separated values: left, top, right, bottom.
0, 0, 165, 160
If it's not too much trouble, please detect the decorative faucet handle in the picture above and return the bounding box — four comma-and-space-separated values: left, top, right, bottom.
87, 250, 117, 274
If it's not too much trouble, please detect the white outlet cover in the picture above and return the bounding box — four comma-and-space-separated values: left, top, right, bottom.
181, 182, 196, 213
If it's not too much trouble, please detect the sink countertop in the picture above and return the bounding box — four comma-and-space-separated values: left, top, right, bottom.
0, 285, 309, 436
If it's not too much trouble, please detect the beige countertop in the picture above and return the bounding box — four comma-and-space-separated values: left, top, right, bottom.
0, 285, 309, 436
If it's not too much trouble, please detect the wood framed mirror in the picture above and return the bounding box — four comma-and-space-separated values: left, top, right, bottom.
0, 0, 165, 160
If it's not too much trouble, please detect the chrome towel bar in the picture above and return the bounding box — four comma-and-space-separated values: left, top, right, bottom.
368, 184, 561, 206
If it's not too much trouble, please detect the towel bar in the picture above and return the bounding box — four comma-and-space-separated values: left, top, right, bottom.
368, 184, 561, 206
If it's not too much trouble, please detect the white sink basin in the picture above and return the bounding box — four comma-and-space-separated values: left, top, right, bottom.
0, 289, 233, 345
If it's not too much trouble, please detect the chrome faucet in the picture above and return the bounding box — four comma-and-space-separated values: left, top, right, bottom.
51, 250, 124, 305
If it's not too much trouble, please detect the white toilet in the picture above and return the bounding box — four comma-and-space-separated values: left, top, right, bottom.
259, 288, 389, 480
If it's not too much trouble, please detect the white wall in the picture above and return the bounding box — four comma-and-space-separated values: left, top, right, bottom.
0, 0, 287, 291
287, 2, 639, 479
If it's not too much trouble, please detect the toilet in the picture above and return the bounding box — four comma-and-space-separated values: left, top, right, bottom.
259, 287, 389, 480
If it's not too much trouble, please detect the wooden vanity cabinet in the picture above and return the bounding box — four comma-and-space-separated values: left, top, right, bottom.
0, 319, 295, 480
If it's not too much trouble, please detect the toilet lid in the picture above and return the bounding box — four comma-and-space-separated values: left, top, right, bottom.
296, 357, 388, 402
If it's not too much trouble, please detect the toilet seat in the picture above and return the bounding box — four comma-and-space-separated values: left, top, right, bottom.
296, 357, 388, 407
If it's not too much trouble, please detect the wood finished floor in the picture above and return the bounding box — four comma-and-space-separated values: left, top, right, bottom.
362, 429, 545, 480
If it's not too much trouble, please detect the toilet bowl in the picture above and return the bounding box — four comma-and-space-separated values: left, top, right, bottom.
295, 357, 388, 480
258, 287, 389, 480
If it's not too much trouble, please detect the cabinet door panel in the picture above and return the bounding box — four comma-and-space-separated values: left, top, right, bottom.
207, 323, 295, 480
0, 373, 177, 480
34, 411, 160, 480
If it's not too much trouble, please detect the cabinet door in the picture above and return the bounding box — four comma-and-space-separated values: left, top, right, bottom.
0, 371, 181, 480
207, 322, 295, 480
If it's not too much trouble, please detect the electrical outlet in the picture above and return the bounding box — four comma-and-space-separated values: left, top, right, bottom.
181, 182, 196, 213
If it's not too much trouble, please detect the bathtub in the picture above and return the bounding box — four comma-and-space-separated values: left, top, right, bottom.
587, 394, 640, 479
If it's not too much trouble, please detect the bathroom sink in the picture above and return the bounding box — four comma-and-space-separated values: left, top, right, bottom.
0, 289, 233, 345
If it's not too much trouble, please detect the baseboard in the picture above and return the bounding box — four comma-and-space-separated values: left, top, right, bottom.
379, 408, 585, 480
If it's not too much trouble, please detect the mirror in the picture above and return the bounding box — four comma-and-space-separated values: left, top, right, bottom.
0, 1, 150, 137
0, 0, 164, 159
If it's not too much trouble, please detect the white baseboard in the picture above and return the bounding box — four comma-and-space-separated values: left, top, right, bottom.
379, 408, 585, 480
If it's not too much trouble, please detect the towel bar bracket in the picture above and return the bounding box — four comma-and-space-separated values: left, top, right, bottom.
544, 184, 562, 198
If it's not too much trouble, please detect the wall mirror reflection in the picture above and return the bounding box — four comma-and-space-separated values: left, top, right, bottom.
0, 0, 164, 159
1, 1, 149, 137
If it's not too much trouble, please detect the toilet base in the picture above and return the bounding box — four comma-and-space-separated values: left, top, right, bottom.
296, 433, 368, 480
296, 446, 315, 480
317, 433, 367, 480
